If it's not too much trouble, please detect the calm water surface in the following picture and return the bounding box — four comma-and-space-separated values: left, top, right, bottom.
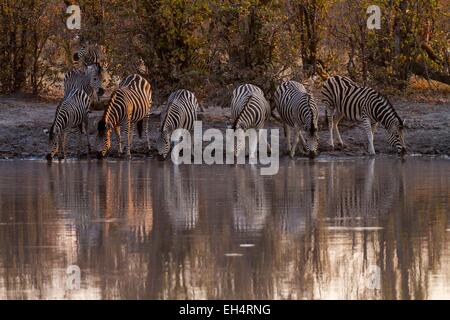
0, 157, 449, 300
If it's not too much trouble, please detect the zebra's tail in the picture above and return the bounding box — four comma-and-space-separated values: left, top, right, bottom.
136, 119, 143, 139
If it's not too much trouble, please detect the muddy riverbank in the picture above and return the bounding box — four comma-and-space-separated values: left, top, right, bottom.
0, 95, 449, 159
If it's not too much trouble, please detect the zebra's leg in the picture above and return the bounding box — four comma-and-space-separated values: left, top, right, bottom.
363, 118, 376, 155
371, 122, 378, 133
145, 115, 151, 151
114, 126, 123, 154
98, 128, 112, 159
126, 121, 132, 159
48, 135, 59, 160
294, 129, 307, 156
59, 133, 67, 160
289, 128, 300, 158
83, 117, 91, 155
249, 131, 258, 160
284, 124, 292, 156
327, 108, 335, 150
333, 113, 344, 149
259, 129, 272, 156
77, 128, 83, 158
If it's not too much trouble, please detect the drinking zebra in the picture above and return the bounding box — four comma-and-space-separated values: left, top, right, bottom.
46, 89, 91, 161
274, 80, 319, 158
231, 84, 272, 158
97, 74, 153, 159
321, 75, 406, 155
47, 65, 104, 161
157, 89, 199, 160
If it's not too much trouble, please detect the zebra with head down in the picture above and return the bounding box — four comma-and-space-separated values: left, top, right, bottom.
231, 84, 272, 159
321, 75, 406, 155
157, 89, 199, 160
274, 80, 319, 158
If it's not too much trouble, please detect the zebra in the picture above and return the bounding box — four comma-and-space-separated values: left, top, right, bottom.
46, 65, 104, 160
97, 74, 153, 159
63, 63, 104, 101
274, 80, 319, 158
157, 89, 199, 159
321, 75, 406, 155
73, 42, 101, 67
46, 89, 91, 161
231, 84, 272, 158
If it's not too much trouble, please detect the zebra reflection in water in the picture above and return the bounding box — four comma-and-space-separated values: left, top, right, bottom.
232, 165, 269, 233
161, 165, 199, 231
325, 158, 401, 222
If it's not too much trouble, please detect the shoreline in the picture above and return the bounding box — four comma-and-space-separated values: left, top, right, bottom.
1, 96, 449, 160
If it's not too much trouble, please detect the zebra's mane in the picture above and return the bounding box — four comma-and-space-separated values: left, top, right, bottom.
160, 102, 174, 133
369, 88, 404, 128
98, 88, 120, 135
104, 87, 119, 115
305, 94, 317, 135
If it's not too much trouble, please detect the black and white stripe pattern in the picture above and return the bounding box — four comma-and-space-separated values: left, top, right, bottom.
97, 74, 153, 158
321, 75, 406, 155
47, 89, 91, 160
73, 43, 101, 68
63, 64, 104, 102
274, 80, 319, 157
231, 84, 272, 157
158, 89, 199, 159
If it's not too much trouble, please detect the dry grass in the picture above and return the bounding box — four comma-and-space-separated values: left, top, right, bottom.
396, 77, 450, 104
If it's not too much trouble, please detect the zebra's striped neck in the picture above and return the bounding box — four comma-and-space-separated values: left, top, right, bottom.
64, 69, 94, 98
369, 92, 402, 131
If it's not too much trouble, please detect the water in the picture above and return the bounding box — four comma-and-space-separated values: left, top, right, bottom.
0, 157, 449, 300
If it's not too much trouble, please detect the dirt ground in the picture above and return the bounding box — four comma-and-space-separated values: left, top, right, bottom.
0, 94, 449, 160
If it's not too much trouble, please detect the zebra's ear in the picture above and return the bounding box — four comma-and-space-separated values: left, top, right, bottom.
73, 52, 79, 61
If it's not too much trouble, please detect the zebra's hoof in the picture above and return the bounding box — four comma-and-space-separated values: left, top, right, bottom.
46, 154, 52, 161
157, 154, 166, 161
96, 152, 104, 160
58, 156, 65, 161
289, 151, 295, 158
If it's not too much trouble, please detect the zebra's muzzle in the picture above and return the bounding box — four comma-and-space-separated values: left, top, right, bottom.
97, 88, 105, 97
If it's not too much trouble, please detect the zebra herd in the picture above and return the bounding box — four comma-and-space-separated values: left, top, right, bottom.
47, 44, 407, 162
